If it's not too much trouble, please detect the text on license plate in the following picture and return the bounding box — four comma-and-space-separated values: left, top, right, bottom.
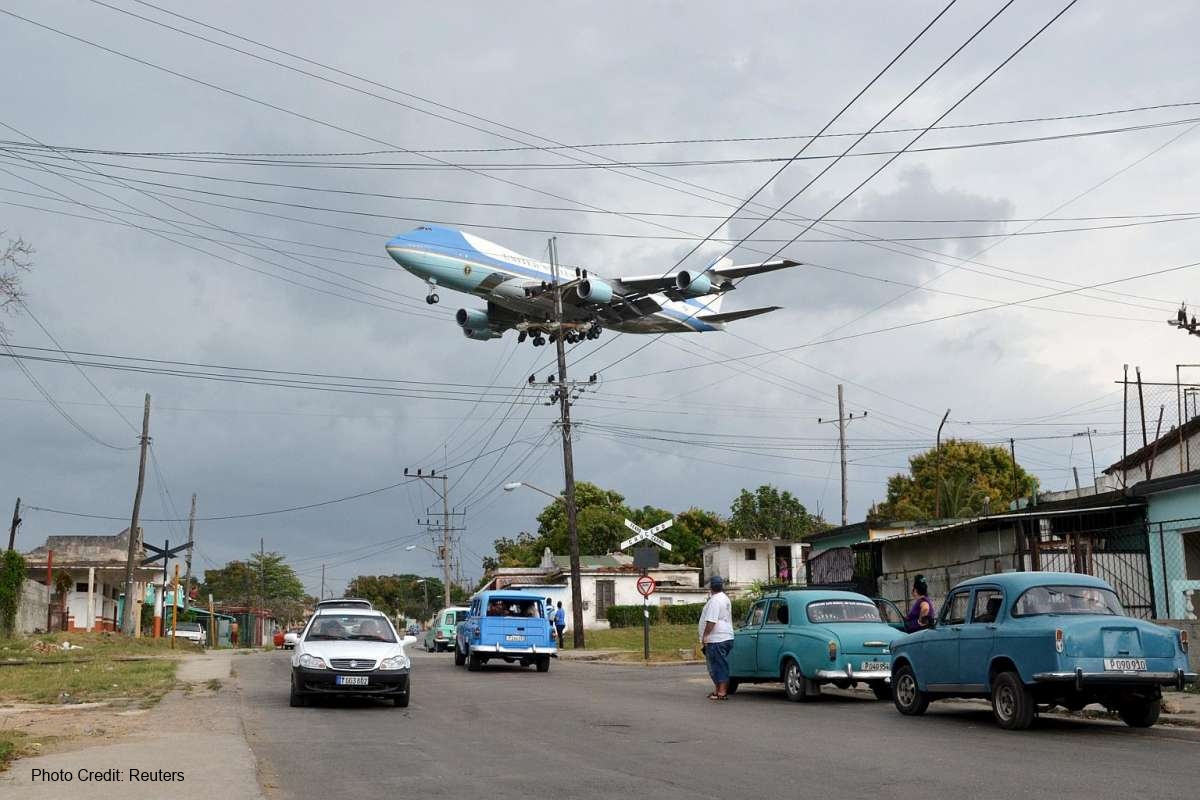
505, 634, 525, 642
335, 675, 369, 686
860, 661, 889, 672
1104, 658, 1147, 671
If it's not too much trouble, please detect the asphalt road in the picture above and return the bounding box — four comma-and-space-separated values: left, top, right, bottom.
237, 650, 1199, 800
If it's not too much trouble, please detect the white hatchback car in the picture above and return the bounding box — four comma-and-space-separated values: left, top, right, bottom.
290, 608, 416, 707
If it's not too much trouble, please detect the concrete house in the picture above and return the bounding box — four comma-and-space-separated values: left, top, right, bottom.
480, 549, 705, 629
1132, 470, 1200, 619
22, 528, 160, 632
701, 539, 809, 589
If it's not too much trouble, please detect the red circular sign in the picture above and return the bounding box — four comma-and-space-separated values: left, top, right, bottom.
636, 575, 656, 597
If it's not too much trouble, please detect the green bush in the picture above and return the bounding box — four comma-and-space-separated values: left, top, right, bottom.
662, 603, 704, 625
605, 605, 660, 628
0, 551, 26, 638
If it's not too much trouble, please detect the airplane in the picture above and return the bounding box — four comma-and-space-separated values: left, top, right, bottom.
384, 225, 799, 346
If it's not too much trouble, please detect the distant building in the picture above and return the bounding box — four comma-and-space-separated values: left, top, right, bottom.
701, 539, 809, 590
22, 528, 159, 632
479, 548, 704, 629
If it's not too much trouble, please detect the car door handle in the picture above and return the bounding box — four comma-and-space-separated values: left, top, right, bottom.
776, 634, 784, 639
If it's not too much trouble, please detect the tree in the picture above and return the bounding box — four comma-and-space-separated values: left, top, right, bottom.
1, 234, 32, 333
728, 485, 822, 540
872, 439, 1038, 520
200, 551, 306, 621
344, 574, 448, 620
0, 550, 27, 638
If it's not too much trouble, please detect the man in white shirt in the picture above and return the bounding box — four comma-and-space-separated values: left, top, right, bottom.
698, 575, 734, 700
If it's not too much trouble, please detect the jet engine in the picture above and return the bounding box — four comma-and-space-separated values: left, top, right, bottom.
578, 277, 614, 304
675, 270, 712, 297
456, 307, 490, 331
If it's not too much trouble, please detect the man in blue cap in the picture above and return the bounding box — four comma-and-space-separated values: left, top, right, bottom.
698, 575, 734, 700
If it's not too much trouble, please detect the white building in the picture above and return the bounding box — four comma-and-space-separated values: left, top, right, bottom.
702, 539, 809, 590
480, 549, 705, 629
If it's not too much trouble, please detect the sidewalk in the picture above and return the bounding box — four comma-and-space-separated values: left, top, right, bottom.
0, 651, 265, 799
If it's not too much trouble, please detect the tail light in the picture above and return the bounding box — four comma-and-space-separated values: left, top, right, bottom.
828, 640, 838, 661
1182, 630, 1190, 654
1055, 628, 1064, 653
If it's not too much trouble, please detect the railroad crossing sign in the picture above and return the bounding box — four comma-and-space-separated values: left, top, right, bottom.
620, 518, 673, 551
636, 574, 656, 597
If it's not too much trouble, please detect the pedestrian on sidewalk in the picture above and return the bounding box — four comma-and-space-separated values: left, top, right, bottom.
554, 601, 566, 647
699, 575, 734, 700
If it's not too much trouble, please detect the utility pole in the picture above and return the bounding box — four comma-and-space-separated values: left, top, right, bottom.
935, 409, 951, 518
121, 393, 151, 636
403, 468, 463, 609
320, 563, 326, 601
553, 238, 583, 648
259, 537, 266, 647
8, 497, 20, 551
818, 385, 866, 527
183, 493, 196, 611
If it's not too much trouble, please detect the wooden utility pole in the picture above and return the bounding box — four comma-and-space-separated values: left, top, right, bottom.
121, 394, 151, 635
550, 238, 585, 649
170, 563, 180, 649
935, 409, 951, 518
320, 563, 326, 600
7, 497, 20, 551
259, 537, 266, 647
183, 493, 196, 611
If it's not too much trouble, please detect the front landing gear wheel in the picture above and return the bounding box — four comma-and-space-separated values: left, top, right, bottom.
425, 293, 439, 305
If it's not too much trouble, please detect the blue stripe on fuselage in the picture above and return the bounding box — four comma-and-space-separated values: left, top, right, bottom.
386, 226, 716, 331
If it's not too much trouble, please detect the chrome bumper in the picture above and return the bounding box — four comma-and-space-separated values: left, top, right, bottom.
470, 643, 558, 656
1033, 669, 1198, 691
816, 667, 891, 682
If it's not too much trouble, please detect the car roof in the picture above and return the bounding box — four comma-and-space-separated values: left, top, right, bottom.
762, 588, 876, 603
312, 607, 388, 619
478, 591, 544, 602
316, 598, 374, 608
951, 572, 1112, 592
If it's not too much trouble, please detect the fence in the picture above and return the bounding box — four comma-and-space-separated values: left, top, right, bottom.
1147, 516, 1200, 620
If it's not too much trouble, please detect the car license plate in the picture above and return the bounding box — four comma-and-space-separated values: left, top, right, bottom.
335, 675, 369, 686
1104, 658, 1147, 672
505, 634, 525, 642
860, 661, 889, 672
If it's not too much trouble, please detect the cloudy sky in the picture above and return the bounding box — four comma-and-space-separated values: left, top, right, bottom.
2, 0, 1199, 597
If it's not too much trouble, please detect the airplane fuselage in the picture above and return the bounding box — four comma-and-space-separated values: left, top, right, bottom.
385, 226, 722, 334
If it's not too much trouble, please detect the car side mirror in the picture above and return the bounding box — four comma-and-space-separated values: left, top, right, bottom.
401, 635, 417, 646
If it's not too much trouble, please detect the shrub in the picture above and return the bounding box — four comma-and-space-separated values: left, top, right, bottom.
605, 605, 660, 628
0, 551, 26, 638
662, 603, 704, 625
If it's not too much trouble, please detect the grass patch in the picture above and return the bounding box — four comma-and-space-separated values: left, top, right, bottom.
0, 632, 181, 664
564, 624, 701, 659
0, 658, 178, 704
205, 678, 222, 691
0, 731, 26, 770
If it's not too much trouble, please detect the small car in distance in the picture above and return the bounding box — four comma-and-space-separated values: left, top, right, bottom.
455, 591, 556, 672
425, 606, 469, 652
290, 607, 417, 708
172, 621, 206, 647
890, 572, 1196, 730
282, 627, 303, 650
728, 589, 905, 701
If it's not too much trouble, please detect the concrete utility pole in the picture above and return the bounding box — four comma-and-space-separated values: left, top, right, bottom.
121, 393, 151, 635
183, 493, 196, 611
551, 237, 584, 649
8, 497, 20, 551
818, 385, 866, 527
404, 468, 461, 609
320, 563, 326, 601
935, 409, 951, 518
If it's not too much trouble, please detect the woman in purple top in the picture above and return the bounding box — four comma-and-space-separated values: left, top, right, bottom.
904, 574, 936, 633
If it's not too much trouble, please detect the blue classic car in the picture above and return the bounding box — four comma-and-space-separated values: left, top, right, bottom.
454, 591, 557, 672
728, 589, 906, 701
890, 572, 1196, 730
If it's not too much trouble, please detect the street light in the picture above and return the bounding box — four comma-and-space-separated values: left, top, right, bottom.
502, 481, 562, 502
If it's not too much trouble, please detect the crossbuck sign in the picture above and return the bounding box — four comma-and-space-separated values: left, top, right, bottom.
620, 518, 673, 551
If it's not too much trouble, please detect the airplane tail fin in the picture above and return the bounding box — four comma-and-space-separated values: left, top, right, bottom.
697, 305, 781, 325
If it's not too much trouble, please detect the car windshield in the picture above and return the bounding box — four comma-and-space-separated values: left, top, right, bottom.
806, 600, 883, 623
305, 614, 396, 641
176, 622, 201, 632
1012, 585, 1125, 617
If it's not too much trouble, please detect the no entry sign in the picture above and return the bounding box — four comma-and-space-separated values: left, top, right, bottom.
636, 574, 656, 597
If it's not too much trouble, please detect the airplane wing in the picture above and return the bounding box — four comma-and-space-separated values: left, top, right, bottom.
696, 306, 781, 324
613, 258, 799, 300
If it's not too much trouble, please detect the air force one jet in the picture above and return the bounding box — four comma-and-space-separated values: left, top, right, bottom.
385, 225, 799, 346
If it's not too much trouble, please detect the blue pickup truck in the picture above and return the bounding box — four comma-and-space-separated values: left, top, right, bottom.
454, 591, 557, 672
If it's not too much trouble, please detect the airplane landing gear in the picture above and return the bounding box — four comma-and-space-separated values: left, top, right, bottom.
426, 293, 439, 305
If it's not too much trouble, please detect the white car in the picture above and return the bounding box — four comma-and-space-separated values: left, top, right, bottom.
282, 629, 301, 650
172, 621, 205, 646
289, 608, 416, 708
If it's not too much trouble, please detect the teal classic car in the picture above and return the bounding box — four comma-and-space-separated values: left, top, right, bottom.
424, 606, 469, 652
890, 572, 1196, 730
728, 589, 906, 701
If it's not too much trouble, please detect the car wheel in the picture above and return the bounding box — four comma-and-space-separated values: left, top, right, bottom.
991, 671, 1035, 730
783, 659, 812, 703
870, 681, 893, 701
453, 641, 466, 666
892, 664, 929, 716
726, 679, 739, 695
536, 656, 550, 673
467, 650, 482, 671
289, 677, 306, 708
1118, 697, 1161, 728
